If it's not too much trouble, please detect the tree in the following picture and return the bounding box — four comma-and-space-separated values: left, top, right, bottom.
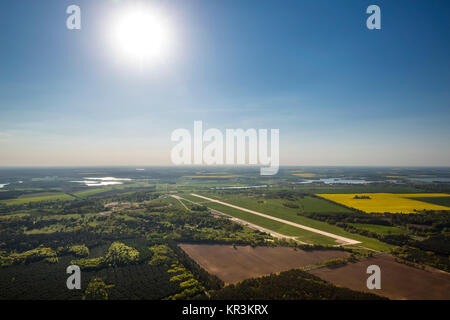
83, 277, 114, 300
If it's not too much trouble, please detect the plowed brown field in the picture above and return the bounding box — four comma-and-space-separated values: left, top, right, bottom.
179, 244, 349, 284
310, 254, 450, 300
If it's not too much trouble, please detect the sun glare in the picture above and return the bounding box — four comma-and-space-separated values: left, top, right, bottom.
112, 7, 172, 66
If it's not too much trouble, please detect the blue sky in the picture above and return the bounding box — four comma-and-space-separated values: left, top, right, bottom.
0, 0, 449, 166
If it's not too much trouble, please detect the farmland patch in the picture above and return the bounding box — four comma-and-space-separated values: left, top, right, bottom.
317, 193, 450, 214
310, 254, 450, 300
179, 244, 349, 284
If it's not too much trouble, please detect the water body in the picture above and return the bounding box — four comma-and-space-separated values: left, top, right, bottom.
299, 178, 376, 185
71, 177, 132, 187
71, 180, 124, 186
408, 177, 450, 183
83, 177, 132, 181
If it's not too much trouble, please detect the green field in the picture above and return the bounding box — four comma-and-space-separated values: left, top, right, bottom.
349, 223, 408, 236
1, 193, 75, 205
73, 187, 118, 198
202, 193, 351, 215
0, 182, 155, 204
73, 182, 154, 198
408, 196, 450, 207
192, 193, 393, 251
204, 201, 338, 246
179, 193, 215, 203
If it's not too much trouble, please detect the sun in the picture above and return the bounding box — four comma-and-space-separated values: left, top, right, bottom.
111, 7, 172, 65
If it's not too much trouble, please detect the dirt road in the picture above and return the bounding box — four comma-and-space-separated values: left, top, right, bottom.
173, 194, 302, 242
190, 193, 361, 246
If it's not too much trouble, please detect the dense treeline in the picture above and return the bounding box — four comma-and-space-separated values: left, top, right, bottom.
300, 211, 391, 226
0, 198, 104, 214
0, 229, 110, 253
411, 234, 450, 256
99, 189, 158, 202
168, 240, 224, 291
391, 246, 450, 272
211, 189, 308, 201
0, 254, 182, 300
210, 269, 385, 300
390, 212, 450, 232
0, 199, 270, 255
0, 190, 47, 200
72, 242, 140, 270
417, 183, 450, 193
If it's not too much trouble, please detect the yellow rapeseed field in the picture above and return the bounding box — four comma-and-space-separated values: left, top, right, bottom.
316, 193, 450, 214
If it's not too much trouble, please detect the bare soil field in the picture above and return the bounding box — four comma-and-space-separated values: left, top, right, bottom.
310, 254, 450, 300
178, 244, 349, 284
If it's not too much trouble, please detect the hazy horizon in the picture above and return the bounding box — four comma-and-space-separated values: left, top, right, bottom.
1, 165, 450, 169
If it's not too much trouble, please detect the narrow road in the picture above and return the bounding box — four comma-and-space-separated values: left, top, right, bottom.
190, 193, 361, 246
173, 194, 304, 243
171, 195, 191, 211
209, 208, 305, 243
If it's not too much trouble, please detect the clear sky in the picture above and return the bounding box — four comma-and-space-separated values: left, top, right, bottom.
0, 0, 449, 166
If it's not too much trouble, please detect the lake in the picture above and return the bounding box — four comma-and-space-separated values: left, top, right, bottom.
408, 177, 450, 183
299, 178, 376, 185
71, 177, 132, 187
